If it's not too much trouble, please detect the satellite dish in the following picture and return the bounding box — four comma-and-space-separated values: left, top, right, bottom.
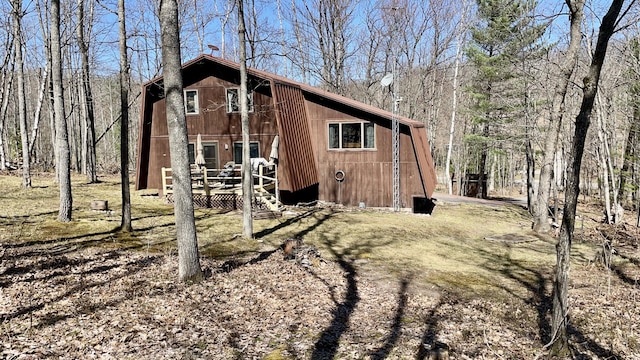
380, 73, 393, 87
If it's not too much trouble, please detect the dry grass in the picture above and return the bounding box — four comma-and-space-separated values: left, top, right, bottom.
4, 173, 640, 359
0, 173, 596, 299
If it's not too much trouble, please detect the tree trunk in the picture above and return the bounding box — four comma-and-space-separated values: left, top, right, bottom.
77, 0, 97, 183
525, 125, 536, 214
446, 24, 464, 195
159, 0, 203, 283
35, 0, 57, 178
550, 0, 624, 354
595, 105, 613, 223
51, 0, 72, 222
619, 82, 640, 205
12, 0, 31, 188
29, 67, 49, 157
0, 41, 15, 172
238, 0, 253, 239
119, 0, 132, 232
479, 123, 489, 199
532, 0, 585, 233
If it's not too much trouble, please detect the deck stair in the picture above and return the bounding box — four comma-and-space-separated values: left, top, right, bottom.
254, 185, 284, 211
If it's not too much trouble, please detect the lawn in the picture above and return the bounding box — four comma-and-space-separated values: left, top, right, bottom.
1, 174, 639, 359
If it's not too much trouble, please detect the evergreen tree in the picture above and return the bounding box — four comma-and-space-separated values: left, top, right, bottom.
465, 0, 547, 198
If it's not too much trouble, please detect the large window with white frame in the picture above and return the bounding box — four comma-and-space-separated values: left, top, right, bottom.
328, 122, 375, 149
184, 89, 199, 115
226, 88, 254, 113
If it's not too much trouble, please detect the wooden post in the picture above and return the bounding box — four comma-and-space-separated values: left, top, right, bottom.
202, 166, 208, 195
275, 164, 279, 206
161, 167, 169, 194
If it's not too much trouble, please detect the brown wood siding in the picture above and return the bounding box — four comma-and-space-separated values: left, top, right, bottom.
410, 124, 437, 198
137, 54, 437, 209
272, 82, 318, 192
139, 74, 280, 191
306, 98, 427, 208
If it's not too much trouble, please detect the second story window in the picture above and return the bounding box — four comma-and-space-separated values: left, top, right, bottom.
226, 88, 254, 113
184, 89, 199, 115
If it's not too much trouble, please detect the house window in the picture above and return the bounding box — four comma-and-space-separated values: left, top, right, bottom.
184, 90, 199, 114
188, 142, 219, 169
328, 122, 375, 149
226, 88, 254, 113
233, 142, 259, 164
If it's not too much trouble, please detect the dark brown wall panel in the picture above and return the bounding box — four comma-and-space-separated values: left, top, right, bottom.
272, 83, 319, 192
138, 55, 437, 209
307, 98, 427, 208
410, 125, 437, 198
142, 74, 280, 191
147, 137, 171, 191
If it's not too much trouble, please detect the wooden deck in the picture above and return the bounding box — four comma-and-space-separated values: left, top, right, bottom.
161, 164, 283, 211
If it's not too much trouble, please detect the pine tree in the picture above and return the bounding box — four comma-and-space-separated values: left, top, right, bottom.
465, 0, 547, 198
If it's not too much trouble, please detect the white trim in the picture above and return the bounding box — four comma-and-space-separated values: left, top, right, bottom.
327, 121, 376, 150
226, 88, 254, 113
184, 89, 199, 115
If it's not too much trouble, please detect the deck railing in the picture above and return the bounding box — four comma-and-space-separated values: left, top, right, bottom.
161, 163, 279, 207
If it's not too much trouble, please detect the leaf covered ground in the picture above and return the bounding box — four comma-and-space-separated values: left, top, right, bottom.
1, 174, 640, 359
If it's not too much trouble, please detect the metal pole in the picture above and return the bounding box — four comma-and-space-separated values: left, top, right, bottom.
391, 15, 400, 212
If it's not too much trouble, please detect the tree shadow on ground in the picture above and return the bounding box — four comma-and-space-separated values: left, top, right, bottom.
568, 323, 623, 359
3, 210, 215, 257
416, 298, 448, 360
370, 275, 411, 360
1, 252, 161, 326
468, 241, 553, 345
214, 209, 332, 274
310, 256, 359, 360
310, 225, 397, 360
612, 251, 640, 285
253, 208, 322, 239
472, 240, 625, 359
2, 250, 122, 284
0, 211, 58, 224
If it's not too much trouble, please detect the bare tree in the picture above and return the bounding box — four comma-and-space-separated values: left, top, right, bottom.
618, 37, 640, 208
51, 0, 72, 222
549, 0, 628, 354
12, 0, 31, 188
0, 30, 14, 172
445, 0, 470, 195
159, 0, 203, 283
119, 0, 132, 232
532, 0, 584, 232
76, 0, 97, 183
238, 0, 253, 238
215, 0, 235, 58
35, 0, 57, 175
295, 0, 356, 94
28, 67, 49, 158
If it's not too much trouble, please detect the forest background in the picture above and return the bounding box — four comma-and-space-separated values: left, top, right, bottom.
1, 0, 640, 220
2, 0, 640, 356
